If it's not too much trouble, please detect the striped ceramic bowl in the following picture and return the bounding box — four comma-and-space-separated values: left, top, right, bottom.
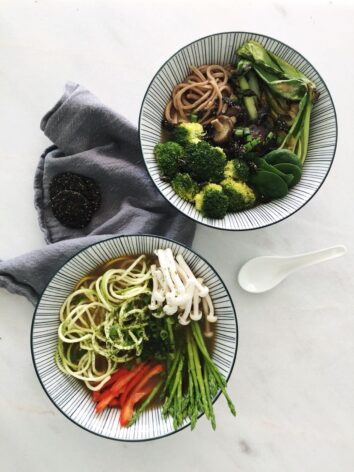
31, 235, 238, 441
139, 32, 337, 230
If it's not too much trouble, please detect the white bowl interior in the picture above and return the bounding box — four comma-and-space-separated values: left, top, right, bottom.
139, 32, 337, 230
32, 235, 237, 441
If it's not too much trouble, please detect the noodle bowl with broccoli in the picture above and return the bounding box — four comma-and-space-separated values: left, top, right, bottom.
154, 40, 319, 220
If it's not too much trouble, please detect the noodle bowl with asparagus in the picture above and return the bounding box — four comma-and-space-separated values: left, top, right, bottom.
56, 248, 236, 430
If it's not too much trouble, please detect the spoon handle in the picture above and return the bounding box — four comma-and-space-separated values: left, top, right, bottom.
284, 245, 347, 272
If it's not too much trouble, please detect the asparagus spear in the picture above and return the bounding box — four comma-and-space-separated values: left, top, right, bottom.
165, 317, 175, 353
188, 362, 198, 429
162, 349, 180, 396
204, 363, 216, 430
176, 363, 183, 426
161, 323, 236, 430
186, 332, 199, 428
280, 93, 312, 163
163, 353, 184, 415
190, 332, 210, 419
128, 379, 163, 427
191, 322, 236, 416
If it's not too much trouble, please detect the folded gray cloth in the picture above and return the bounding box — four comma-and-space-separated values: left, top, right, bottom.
0, 82, 195, 305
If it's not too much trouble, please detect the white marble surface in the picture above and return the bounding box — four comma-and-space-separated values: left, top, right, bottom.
1, 0, 354, 471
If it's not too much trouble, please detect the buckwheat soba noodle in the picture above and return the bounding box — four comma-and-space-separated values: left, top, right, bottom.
165, 65, 233, 124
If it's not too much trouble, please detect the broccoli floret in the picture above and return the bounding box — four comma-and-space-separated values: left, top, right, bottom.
172, 122, 204, 146
171, 173, 199, 202
221, 178, 255, 212
195, 183, 228, 219
154, 142, 184, 178
224, 159, 250, 182
185, 142, 226, 183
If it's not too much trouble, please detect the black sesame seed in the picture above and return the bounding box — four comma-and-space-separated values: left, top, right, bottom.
49, 172, 101, 228
51, 190, 93, 229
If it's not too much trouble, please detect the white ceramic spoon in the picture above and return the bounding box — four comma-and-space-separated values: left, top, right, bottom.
238, 245, 347, 293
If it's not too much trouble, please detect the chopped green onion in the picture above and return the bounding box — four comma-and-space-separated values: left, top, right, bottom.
190, 113, 198, 123
234, 128, 245, 138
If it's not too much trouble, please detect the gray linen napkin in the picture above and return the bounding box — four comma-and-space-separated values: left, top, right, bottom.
0, 82, 195, 305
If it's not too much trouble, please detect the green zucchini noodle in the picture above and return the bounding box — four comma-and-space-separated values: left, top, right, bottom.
55, 255, 153, 391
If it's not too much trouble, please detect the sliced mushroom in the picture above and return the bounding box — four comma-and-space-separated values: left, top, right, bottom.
155, 249, 175, 292
211, 115, 235, 144
178, 281, 195, 323
149, 265, 165, 310
203, 319, 214, 338
163, 304, 178, 316
166, 291, 190, 307
166, 250, 186, 294
190, 287, 202, 321
201, 299, 213, 337
204, 294, 217, 323
176, 255, 209, 297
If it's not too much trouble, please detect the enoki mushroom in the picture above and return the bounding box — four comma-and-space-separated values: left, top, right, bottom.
149, 249, 216, 327
165, 64, 232, 125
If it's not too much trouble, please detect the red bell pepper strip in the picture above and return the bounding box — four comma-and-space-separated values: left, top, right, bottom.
102, 368, 131, 390
119, 379, 160, 427
119, 363, 153, 407
91, 368, 132, 403
95, 363, 146, 413
108, 398, 121, 408
120, 391, 150, 427
92, 391, 101, 402
119, 364, 164, 427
